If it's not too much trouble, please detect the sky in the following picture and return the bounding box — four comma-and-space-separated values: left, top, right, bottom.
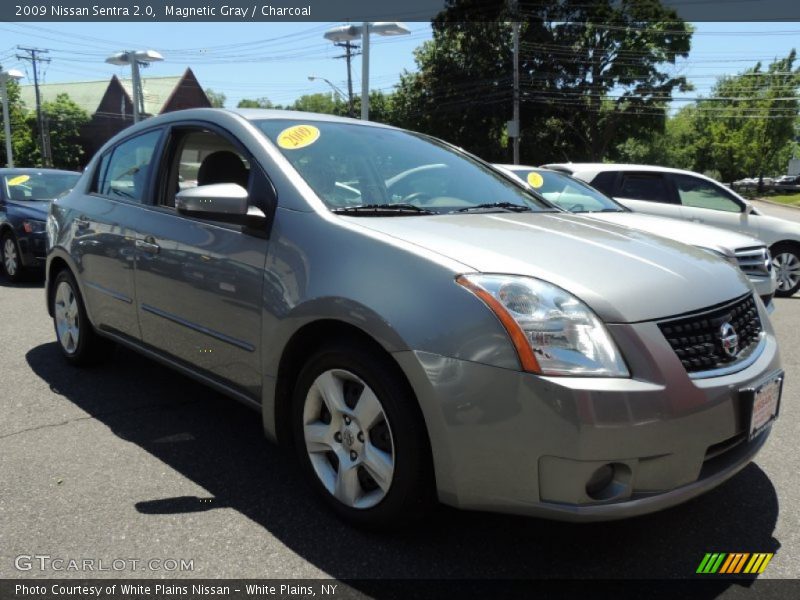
0, 21, 798, 110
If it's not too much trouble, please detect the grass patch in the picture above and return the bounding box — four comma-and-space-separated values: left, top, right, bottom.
760, 193, 800, 207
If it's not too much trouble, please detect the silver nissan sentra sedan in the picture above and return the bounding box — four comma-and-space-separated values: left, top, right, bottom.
46, 109, 782, 528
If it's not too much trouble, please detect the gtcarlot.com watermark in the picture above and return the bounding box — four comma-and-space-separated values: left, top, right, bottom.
14, 554, 194, 572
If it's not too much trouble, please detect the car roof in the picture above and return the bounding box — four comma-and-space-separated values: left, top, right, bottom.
542, 162, 701, 177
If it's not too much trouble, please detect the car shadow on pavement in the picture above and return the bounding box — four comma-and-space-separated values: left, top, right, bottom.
0, 273, 44, 288
26, 342, 781, 593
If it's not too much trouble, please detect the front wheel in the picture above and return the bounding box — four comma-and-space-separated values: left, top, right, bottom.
51, 269, 115, 365
1, 232, 24, 282
772, 243, 800, 297
291, 342, 434, 528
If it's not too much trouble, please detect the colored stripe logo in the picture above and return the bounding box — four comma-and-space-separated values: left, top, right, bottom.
697, 553, 773, 574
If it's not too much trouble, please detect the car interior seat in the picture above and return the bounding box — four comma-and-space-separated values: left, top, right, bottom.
197, 151, 249, 189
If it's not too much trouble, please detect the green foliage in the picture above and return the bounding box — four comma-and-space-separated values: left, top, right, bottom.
0, 73, 36, 167
237, 97, 277, 109
205, 88, 226, 108
391, 2, 692, 163
695, 50, 800, 182
635, 51, 800, 182
287, 92, 344, 115
38, 93, 89, 170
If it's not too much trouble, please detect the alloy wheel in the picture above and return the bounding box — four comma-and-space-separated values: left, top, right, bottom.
54, 281, 81, 354
3, 237, 18, 277
773, 251, 800, 293
303, 369, 395, 509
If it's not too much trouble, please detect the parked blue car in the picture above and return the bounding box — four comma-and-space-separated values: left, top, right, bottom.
0, 169, 80, 281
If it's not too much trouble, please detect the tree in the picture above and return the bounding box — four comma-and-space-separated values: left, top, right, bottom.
237, 97, 277, 109
0, 67, 36, 167
38, 94, 89, 170
391, 1, 692, 163
675, 50, 800, 184
205, 88, 226, 108
287, 92, 345, 114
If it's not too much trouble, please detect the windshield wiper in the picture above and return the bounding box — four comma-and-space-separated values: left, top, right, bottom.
454, 202, 532, 213
331, 203, 437, 216
584, 208, 623, 213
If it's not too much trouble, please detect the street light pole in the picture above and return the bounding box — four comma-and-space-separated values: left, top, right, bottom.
0, 69, 24, 168
130, 58, 142, 123
105, 50, 164, 124
361, 22, 370, 121
323, 22, 409, 122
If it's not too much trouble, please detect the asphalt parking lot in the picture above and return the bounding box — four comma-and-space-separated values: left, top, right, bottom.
1, 200, 798, 590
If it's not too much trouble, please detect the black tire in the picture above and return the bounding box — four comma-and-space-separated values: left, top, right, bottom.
51, 269, 115, 366
771, 242, 800, 297
291, 341, 435, 529
1, 231, 25, 282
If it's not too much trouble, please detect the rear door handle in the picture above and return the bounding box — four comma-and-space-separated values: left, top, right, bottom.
135, 236, 160, 255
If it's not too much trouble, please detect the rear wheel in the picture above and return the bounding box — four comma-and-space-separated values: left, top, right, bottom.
771, 243, 800, 297
291, 342, 434, 528
51, 269, 115, 365
1, 232, 24, 282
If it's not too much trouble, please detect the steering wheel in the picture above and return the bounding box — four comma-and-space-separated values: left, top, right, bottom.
401, 192, 433, 206
568, 203, 585, 212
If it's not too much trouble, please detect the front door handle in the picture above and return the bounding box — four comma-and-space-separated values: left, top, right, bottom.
135, 236, 160, 255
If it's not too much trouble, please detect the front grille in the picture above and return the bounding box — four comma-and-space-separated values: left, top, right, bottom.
658, 294, 763, 373
735, 246, 771, 277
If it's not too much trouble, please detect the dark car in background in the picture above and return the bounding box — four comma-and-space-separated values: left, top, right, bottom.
0, 169, 81, 281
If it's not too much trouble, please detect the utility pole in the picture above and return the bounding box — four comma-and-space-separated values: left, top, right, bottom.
16, 46, 51, 166
510, 1, 521, 165
334, 41, 360, 118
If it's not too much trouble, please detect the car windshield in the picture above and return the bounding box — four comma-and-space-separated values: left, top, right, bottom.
255, 119, 552, 215
512, 169, 625, 213
2, 171, 80, 202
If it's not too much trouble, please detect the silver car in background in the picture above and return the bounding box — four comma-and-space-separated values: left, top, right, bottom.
46, 109, 782, 527
496, 165, 777, 310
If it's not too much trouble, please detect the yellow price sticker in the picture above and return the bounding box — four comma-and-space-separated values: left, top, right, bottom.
277, 124, 321, 150
7, 175, 30, 186
526, 172, 544, 189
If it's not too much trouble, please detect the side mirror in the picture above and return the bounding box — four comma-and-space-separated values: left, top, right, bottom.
744, 202, 754, 215
176, 183, 250, 224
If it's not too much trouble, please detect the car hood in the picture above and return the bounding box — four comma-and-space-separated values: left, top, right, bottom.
585, 212, 764, 255
6, 200, 50, 221
346, 211, 751, 323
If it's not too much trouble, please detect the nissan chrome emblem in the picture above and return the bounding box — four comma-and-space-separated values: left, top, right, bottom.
720, 322, 739, 358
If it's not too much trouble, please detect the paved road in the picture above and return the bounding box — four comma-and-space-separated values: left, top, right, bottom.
752, 199, 800, 223
1, 273, 798, 591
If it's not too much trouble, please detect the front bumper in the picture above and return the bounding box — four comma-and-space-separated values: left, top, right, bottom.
394, 299, 781, 521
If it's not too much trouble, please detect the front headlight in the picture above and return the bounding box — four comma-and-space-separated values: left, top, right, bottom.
22, 219, 46, 234
457, 274, 629, 377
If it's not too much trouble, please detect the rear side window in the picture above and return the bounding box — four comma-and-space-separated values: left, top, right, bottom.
618, 173, 672, 203
589, 171, 617, 197
673, 174, 742, 213
94, 130, 162, 203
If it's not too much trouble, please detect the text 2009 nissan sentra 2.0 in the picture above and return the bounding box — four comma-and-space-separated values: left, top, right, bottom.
45, 109, 783, 527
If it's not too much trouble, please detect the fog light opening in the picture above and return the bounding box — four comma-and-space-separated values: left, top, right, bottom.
585, 463, 631, 501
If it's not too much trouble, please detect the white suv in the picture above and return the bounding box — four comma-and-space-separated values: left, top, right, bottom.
544, 163, 800, 297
